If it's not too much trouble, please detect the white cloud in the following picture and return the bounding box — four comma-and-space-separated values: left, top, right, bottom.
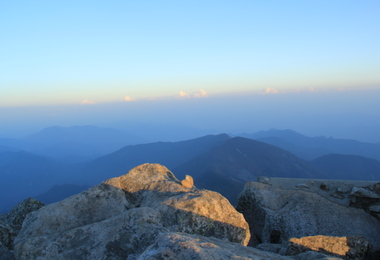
178, 91, 190, 99
309, 87, 316, 92
81, 99, 95, 105
193, 89, 207, 98
264, 88, 279, 94
123, 96, 134, 102
337, 87, 350, 92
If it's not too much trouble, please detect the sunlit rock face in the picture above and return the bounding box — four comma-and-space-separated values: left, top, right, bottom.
282, 235, 371, 259
236, 177, 380, 256
14, 163, 250, 259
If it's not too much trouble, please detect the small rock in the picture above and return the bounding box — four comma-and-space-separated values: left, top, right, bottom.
371, 182, 380, 193
337, 187, 350, 194
369, 205, 380, 213
296, 183, 309, 189
350, 187, 380, 199
330, 192, 345, 200
320, 183, 330, 191
257, 176, 271, 184
181, 175, 194, 188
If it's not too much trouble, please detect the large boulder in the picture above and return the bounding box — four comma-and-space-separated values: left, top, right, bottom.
15, 163, 251, 259
236, 177, 380, 253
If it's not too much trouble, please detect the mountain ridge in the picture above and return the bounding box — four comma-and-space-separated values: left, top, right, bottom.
173, 136, 325, 205
240, 129, 380, 161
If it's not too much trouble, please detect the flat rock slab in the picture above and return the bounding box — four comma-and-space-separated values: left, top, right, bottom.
256, 177, 379, 207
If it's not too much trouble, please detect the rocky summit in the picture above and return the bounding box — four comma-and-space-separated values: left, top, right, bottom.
12, 163, 257, 259
3, 164, 380, 259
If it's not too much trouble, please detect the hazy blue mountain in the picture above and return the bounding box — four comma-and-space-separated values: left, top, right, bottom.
0, 145, 20, 153
35, 184, 91, 204
0, 125, 149, 162
0, 138, 23, 151
4, 130, 379, 213
0, 151, 19, 165
311, 154, 380, 181
0, 134, 230, 213
110, 121, 218, 143
0, 151, 78, 213
23, 125, 148, 159
173, 137, 325, 205
75, 134, 231, 185
240, 129, 380, 161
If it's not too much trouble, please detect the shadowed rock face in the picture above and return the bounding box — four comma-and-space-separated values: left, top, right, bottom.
0, 198, 44, 259
237, 177, 380, 254
0, 198, 44, 248
14, 163, 251, 259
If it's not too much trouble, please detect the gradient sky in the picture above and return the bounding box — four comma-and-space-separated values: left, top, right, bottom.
1, 1, 380, 141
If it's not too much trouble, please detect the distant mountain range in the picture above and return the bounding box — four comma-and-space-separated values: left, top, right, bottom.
173, 137, 325, 205
0, 151, 77, 213
35, 184, 91, 204
311, 154, 380, 181
74, 134, 231, 185
0, 125, 148, 162
1, 127, 380, 213
240, 129, 380, 161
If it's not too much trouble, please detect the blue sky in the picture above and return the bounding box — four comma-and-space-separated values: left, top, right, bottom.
1, 1, 380, 141
2, 0, 380, 105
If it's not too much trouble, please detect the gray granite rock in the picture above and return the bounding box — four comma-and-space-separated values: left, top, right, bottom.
236, 178, 380, 251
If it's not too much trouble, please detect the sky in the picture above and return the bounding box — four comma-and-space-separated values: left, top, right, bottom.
1, 1, 380, 142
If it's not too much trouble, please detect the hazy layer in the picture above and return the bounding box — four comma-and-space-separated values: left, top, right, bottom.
1, 88, 379, 143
